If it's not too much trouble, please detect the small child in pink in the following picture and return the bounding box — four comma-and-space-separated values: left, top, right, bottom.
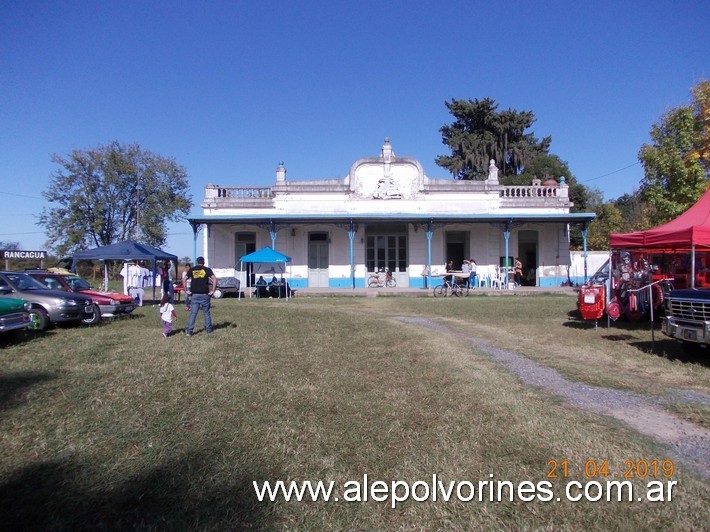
159, 292, 176, 338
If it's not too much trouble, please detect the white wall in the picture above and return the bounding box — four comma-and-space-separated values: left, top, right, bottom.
570, 251, 608, 280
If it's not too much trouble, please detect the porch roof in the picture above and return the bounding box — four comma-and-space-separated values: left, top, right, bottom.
188, 212, 595, 228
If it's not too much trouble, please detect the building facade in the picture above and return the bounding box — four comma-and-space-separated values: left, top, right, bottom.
188, 139, 595, 289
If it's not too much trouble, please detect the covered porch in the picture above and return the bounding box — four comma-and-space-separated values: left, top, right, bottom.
187, 212, 595, 290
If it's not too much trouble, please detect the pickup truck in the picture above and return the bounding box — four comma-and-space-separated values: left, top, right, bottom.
661, 288, 710, 354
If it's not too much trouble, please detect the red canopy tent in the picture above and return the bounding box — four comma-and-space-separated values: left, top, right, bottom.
610, 188, 710, 250
610, 187, 710, 290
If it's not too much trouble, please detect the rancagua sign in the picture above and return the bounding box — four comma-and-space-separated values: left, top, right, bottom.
1, 250, 47, 260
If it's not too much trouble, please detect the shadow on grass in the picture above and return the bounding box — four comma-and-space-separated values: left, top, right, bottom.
563, 311, 659, 334
561, 319, 607, 330
562, 313, 710, 366
0, 327, 58, 348
209, 321, 238, 332
0, 450, 272, 530
175, 321, 238, 336
630, 339, 710, 367
0, 371, 57, 412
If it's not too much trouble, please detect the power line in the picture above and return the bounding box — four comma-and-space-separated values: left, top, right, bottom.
0, 191, 44, 200
580, 162, 640, 183
0, 231, 46, 236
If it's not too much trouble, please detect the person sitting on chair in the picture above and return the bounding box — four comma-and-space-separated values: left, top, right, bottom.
269, 275, 282, 298
255, 275, 269, 298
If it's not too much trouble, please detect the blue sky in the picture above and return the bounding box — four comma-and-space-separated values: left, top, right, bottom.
1, 1, 707, 259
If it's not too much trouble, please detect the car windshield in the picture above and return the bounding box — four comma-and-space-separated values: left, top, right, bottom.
4, 272, 49, 290
588, 259, 609, 284
64, 276, 92, 290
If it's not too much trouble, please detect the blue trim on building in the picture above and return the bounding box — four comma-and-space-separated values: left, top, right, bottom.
189, 212, 596, 224
289, 276, 575, 289
329, 278, 352, 288
289, 278, 308, 289
409, 277, 427, 289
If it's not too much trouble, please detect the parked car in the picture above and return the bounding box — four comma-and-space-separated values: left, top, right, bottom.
0, 271, 95, 331
25, 270, 135, 325
0, 296, 33, 336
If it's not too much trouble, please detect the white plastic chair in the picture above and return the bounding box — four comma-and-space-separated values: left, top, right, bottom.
490, 269, 507, 289
476, 266, 488, 287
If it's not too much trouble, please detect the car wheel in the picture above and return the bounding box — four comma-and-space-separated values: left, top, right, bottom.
82, 304, 101, 325
28, 308, 49, 331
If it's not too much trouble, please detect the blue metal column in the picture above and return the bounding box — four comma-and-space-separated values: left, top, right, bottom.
503, 220, 512, 279
190, 222, 200, 263
426, 221, 434, 289
348, 222, 356, 289
269, 221, 277, 250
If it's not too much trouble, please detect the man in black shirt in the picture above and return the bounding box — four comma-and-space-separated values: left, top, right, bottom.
185, 256, 217, 336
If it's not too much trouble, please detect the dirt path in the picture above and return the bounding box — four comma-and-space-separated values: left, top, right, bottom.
396, 316, 710, 480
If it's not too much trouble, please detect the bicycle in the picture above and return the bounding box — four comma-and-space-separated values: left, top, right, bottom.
433, 276, 469, 297
367, 269, 396, 288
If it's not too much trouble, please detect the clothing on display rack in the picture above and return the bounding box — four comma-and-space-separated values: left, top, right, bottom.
120, 263, 154, 306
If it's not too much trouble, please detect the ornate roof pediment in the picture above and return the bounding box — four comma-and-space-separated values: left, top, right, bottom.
349, 139, 425, 200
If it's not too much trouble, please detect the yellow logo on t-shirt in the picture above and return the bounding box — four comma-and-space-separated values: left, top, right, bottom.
192, 270, 207, 279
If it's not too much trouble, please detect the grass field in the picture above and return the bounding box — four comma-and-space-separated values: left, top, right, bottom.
1, 294, 708, 530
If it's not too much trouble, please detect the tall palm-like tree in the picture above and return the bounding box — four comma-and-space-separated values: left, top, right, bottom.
437, 98, 549, 180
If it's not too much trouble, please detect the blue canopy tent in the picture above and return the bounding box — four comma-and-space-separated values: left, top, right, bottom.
71, 241, 177, 302
239, 246, 292, 299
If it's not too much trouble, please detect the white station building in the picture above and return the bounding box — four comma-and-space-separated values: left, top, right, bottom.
188, 139, 595, 289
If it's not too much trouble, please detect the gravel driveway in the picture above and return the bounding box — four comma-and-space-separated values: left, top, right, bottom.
396, 316, 710, 480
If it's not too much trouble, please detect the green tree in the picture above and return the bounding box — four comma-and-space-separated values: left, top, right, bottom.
638, 80, 710, 225
513, 153, 572, 185
39, 141, 192, 256
587, 202, 623, 249
436, 98, 550, 180
516, 152, 592, 214
436, 98, 602, 250
613, 192, 654, 233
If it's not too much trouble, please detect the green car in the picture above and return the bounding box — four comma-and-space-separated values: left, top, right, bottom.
0, 296, 33, 335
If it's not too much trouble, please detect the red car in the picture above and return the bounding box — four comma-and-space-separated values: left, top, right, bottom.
26, 270, 135, 325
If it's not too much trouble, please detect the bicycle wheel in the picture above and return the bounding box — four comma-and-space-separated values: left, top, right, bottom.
433, 285, 445, 297
386, 278, 396, 288
459, 285, 469, 297
367, 276, 379, 288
